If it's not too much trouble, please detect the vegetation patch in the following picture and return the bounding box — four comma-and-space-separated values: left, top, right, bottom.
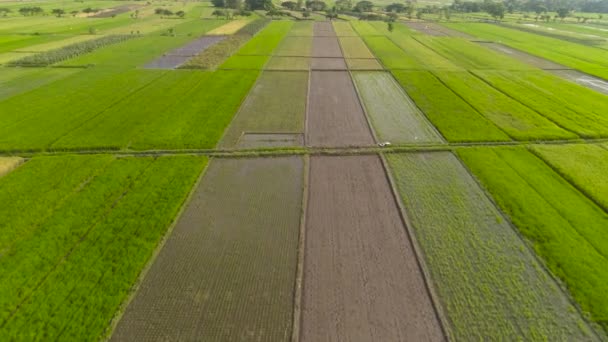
387, 152, 597, 340
338, 36, 374, 58
206, 19, 252, 35
391, 70, 510, 142
273, 36, 312, 56
265, 56, 310, 70
346, 58, 383, 70
8, 35, 135, 67
458, 146, 608, 334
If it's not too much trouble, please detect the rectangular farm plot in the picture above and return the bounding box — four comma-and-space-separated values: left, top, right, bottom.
532, 144, 608, 212
266, 56, 310, 70
302, 155, 445, 341
353, 72, 444, 143
338, 36, 375, 59
306, 71, 375, 147
219, 71, 308, 148
388, 35, 460, 70
0, 155, 206, 341
144, 36, 225, 69
433, 71, 576, 140
312, 21, 336, 37
288, 21, 313, 36
346, 58, 383, 70
391, 70, 510, 142
207, 19, 251, 35
273, 36, 312, 56
310, 57, 346, 70
332, 21, 357, 36
311, 37, 343, 58
351, 21, 381, 36
458, 147, 608, 335
386, 152, 597, 340
111, 157, 304, 342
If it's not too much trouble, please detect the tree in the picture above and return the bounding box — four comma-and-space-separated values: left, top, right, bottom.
226, 0, 243, 9
335, 0, 352, 10
386, 12, 398, 20
212, 9, 224, 18
325, 6, 338, 19
88, 26, 97, 34
557, 7, 569, 21
386, 3, 406, 12
282, 1, 297, 9
71, 10, 79, 17
51, 8, 65, 17
306, 0, 327, 10
387, 21, 394, 32
19, 7, 43, 16
211, 0, 226, 7
354, 0, 373, 12
0, 8, 11, 16
484, 2, 504, 20
302, 9, 310, 16
246, 0, 274, 10
176, 10, 185, 17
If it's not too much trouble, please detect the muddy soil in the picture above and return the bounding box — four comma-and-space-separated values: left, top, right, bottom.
311, 37, 343, 57
311, 57, 347, 70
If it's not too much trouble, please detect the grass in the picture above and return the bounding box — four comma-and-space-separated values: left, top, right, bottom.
0, 67, 79, 101
0, 154, 206, 341
0, 156, 23, 177
352, 72, 443, 144
219, 71, 307, 148
236, 21, 293, 55
386, 151, 597, 340
443, 23, 608, 80
473, 70, 608, 138
458, 146, 608, 334
391, 70, 510, 142
338, 36, 374, 58
531, 144, 608, 212
432, 71, 576, 141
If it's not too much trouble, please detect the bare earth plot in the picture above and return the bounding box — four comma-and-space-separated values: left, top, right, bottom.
144, 36, 225, 69
112, 157, 304, 342
310, 57, 346, 70
353, 72, 444, 144
311, 37, 343, 58
312, 21, 336, 37
386, 152, 598, 340
0, 157, 23, 178
219, 71, 308, 148
306, 71, 375, 147
301, 155, 445, 342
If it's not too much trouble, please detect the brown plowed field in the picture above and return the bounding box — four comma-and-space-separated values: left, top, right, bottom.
111, 157, 304, 342
311, 57, 347, 70
306, 71, 374, 146
313, 21, 336, 36
312, 37, 343, 57
301, 155, 445, 342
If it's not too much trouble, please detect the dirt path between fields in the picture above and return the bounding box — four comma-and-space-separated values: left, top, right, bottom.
306, 71, 375, 146
300, 155, 445, 341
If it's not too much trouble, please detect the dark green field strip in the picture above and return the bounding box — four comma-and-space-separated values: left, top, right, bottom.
219, 71, 308, 148
433, 71, 577, 141
0, 154, 206, 341
531, 144, 608, 212
0, 67, 79, 101
353, 71, 444, 144
391, 70, 510, 142
59, 20, 224, 68
386, 152, 598, 340
444, 23, 608, 79
458, 146, 608, 334
111, 157, 303, 341
0, 69, 165, 151
413, 36, 535, 71
473, 70, 608, 138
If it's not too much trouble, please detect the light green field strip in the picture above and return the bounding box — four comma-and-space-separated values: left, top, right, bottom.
391, 70, 510, 142
0, 34, 68, 53
0, 52, 34, 65
361, 36, 420, 69
353, 72, 443, 144
13, 34, 101, 52
60, 20, 223, 68
206, 19, 252, 35
473, 70, 608, 138
346, 58, 383, 70
266, 56, 310, 70
458, 146, 608, 335
0, 67, 79, 101
414, 36, 534, 70
386, 152, 598, 341
234, 21, 293, 55
219, 71, 307, 148
386, 35, 460, 70
0, 157, 23, 178
351, 21, 381, 36
273, 36, 312, 56
288, 21, 313, 36
0, 69, 165, 151
111, 157, 303, 341
0, 155, 205, 341
220, 55, 268, 69
0, 15, 136, 35
531, 144, 608, 212
433, 71, 577, 141
338, 36, 374, 59
443, 23, 608, 80
332, 21, 357, 36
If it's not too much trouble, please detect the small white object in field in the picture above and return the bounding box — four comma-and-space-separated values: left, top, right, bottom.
378, 141, 392, 147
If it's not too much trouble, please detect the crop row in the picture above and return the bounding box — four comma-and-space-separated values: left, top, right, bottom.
180, 19, 269, 70
458, 146, 608, 334
0, 155, 205, 341
386, 152, 596, 340
444, 23, 608, 80
8, 35, 135, 67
